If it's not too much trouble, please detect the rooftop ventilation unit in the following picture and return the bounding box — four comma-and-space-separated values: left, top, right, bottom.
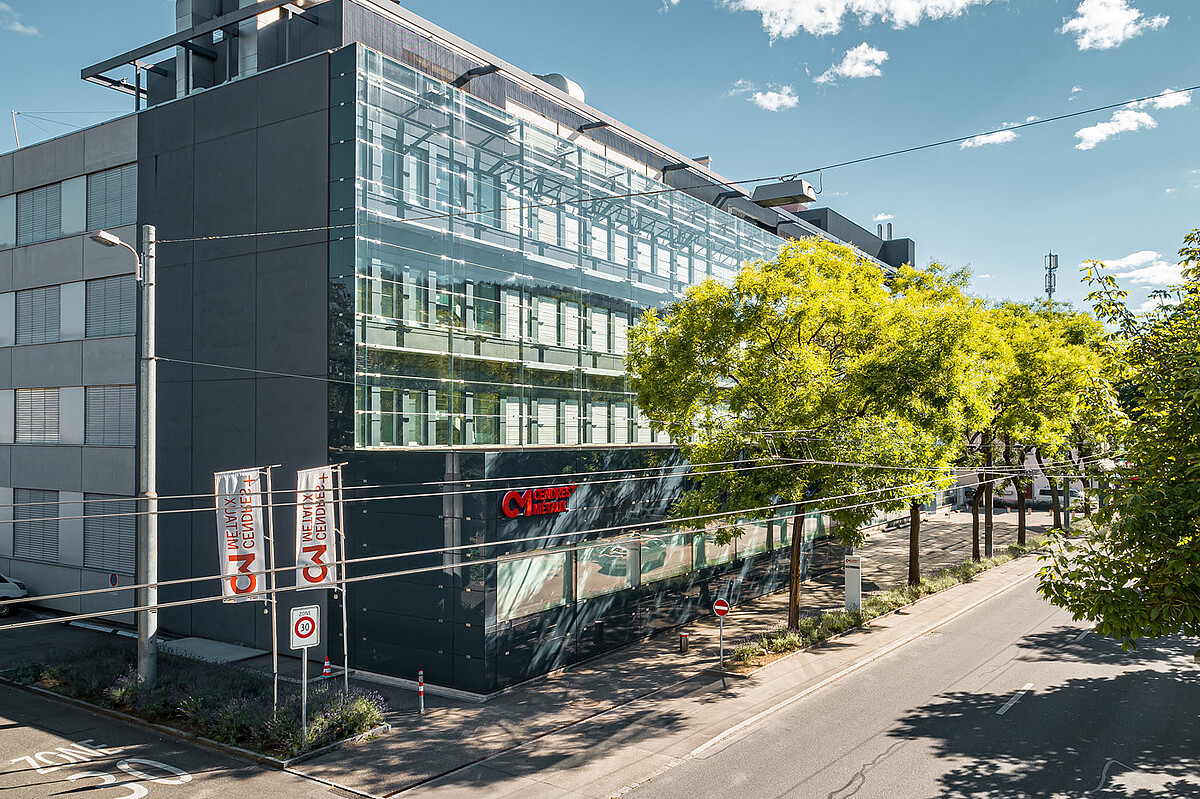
751, 179, 816, 208
534, 73, 586, 104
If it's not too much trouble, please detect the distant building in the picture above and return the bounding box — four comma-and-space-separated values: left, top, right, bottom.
0, 0, 914, 696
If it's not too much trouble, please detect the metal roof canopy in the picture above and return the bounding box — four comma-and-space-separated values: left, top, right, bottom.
81, 0, 299, 83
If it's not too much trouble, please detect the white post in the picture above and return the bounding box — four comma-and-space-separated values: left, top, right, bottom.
336, 464, 350, 696
137, 225, 158, 684
845, 553, 862, 612
718, 616, 724, 667
301, 652, 308, 749
264, 465, 280, 714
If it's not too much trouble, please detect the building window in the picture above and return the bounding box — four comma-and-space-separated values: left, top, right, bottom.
85, 275, 136, 338
85, 385, 135, 446
86, 164, 137, 231
16, 183, 62, 246
13, 488, 58, 563
15, 285, 60, 345
84, 494, 136, 574
496, 551, 570, 621
474, 171, 502, 227
15, 388, 59, 444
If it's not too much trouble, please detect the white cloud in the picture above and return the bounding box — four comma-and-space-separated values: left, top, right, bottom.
0, 2, 37, 35
724, 0, 993, 39
873, 212, 895, 221
960, 129, 1018, 149
1074, 108, 1156, 150
1138, 88, 1192, 110
814, 42, 889, 84
1165, 188, 1176, 194
1025, 115, 1040, 123
726, 78, 758, 96
1061, 0, 1167, 50
1101, 250, 1183, 286
751, 86, 800, 111
975, 273, 994, 279
1072, 86, 1083, 93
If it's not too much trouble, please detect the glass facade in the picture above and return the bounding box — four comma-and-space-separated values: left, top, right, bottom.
334, 46, 783, 450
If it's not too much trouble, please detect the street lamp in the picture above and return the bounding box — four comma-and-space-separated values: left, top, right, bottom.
90, 224, 157, 684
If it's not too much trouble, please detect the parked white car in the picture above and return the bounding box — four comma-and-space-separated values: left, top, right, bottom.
0, 572, 27, 617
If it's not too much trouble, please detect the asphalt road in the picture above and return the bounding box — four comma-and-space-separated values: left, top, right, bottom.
626, 580, 1200, 799
0, 682, 330, 798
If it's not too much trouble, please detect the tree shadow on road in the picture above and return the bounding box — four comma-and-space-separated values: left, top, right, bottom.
885, 636, 1200, 798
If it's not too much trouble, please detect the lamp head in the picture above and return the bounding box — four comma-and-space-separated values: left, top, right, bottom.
90, 230, 123, 248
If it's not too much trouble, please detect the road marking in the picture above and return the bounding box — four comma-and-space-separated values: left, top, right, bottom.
996, 683, 1034, 716
689, 568, 1036, 759
1086, 758, 1132, 795
1075, 628, 1091, 642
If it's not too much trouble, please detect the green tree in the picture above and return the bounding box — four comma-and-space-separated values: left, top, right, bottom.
628, 240, 981, 625
1038, 230, 1199, 650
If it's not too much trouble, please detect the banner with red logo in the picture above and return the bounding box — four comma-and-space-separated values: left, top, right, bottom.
215, 468, 267, 603
295, 465, 337, 590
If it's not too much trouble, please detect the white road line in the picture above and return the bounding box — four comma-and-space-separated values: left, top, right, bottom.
996, 683, 1034, 716
688, 569, 1036, 760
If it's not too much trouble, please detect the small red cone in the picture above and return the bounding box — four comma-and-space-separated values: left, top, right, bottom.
321, 656, 332, 679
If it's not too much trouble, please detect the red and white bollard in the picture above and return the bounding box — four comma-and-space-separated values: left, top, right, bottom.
418, 669, 425, 714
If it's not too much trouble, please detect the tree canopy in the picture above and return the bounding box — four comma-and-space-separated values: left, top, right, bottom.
1038, 229, 1200, 648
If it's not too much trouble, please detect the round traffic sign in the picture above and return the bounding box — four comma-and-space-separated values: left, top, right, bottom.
713, 598, 730, 617
294, 616, 316, 641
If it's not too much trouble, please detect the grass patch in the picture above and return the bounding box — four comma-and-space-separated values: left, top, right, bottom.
728, 539, 1045, 665
2, 643, 388, 759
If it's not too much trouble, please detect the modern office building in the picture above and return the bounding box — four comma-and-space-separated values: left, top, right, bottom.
0, 0, 914, 695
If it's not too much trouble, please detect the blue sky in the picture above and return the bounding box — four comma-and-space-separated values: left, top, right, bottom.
0, 0, 1195, 310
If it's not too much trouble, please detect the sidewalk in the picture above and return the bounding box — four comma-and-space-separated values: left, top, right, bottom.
289, 509, 1055, 796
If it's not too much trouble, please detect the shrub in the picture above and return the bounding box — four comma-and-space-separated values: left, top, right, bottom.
2, 643, 388, 758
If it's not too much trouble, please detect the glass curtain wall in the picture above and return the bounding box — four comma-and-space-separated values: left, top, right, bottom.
340, 46, 782, 449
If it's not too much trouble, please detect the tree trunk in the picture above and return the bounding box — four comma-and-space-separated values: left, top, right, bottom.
984, 440, 994, 558
787, 504, 805, 629
971, 481, 983, 562
908, 499, 921, 586
1017, 484, 1027, 546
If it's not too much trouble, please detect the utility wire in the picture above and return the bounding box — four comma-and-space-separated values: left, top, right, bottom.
150, 86, 1198, 246
0, 461, 1102, 613
0, 471, 1032, 628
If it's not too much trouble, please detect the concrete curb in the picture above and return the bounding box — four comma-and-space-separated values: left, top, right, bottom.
0, 677, 389, 769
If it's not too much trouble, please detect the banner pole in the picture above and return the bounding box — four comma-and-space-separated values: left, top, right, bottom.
264, 465, 280, 715
336, 463, 350, 696
301, 650, 308, 749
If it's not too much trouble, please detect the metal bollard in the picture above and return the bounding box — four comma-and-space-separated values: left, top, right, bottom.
679, 632, 689, 654
418, 669, 425, 715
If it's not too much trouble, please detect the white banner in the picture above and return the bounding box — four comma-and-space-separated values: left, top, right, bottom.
295, 465, 338, 589
215, 468, 268, 602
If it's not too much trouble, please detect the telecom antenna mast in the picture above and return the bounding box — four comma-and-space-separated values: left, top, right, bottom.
1045, 252, 1058, 303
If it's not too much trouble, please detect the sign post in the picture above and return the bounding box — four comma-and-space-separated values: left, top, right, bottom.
713, 598, 730, 667
845, 554, 862, 611
290, 605, 321, 749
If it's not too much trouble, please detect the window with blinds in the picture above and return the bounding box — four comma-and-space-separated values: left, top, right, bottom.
85, 385, 135, 446
15, 388, 59, 444
13, 488, 58, 563
84, 494, 136, 574
85, 275, 135, 337
86, 164, 137, 231
15, 285, 60, 345
16, 183, 62, 246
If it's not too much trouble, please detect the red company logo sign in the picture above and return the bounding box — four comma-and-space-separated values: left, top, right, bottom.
501, 485, 578, 519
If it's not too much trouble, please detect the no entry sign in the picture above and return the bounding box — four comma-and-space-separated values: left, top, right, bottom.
290, 605, 320, 650
713, 598, 730, 617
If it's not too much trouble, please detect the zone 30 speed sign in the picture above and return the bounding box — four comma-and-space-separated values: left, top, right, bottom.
290, 605, 320, 650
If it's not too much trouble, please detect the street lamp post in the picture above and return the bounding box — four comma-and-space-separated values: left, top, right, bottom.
90, 225, 157, 683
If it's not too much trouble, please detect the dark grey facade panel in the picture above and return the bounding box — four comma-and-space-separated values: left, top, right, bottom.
137, 53, 332, 651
